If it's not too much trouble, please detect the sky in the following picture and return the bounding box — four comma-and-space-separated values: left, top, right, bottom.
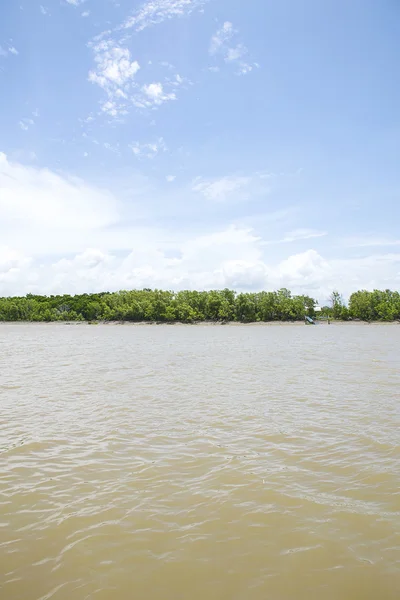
1, 0, 400, 302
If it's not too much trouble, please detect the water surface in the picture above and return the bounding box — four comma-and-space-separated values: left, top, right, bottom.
1, 323, 399, 599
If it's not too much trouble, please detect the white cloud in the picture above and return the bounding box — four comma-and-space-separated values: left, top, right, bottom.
19, 118, 35, 131
132, 71, 187, 107
0, 45, 19, 57
130, 138, 167, 159
285, 229, 327, 242
166, 175, 176, 182
0, 247, 32, 275
276, 249, 331, 288
237, 62, 258, 76
88, 42, 183, 115
81, 10, 90, 18
87, 4, 193, 119
274, 250, 400, 300
225, 45, 246, 62
81, 114, 94, 124
135, 82, 176, 107
181, 225, 261, 265
170, 73, 187, 87
102, 142, 121, 155
0, 152, 170, 261
66, 0, 86, 5
49, 249, 115, 292
160, 60, 175, 70
193, 175, 250, 201
88, 40, 140, 117
89, 43, 140, 88
0, 152, 119, 255
209, 21, 234, 54
10, 150, 37, 162
3, 221, 400, 300
343, 236, 400, 248
40, 5, 48, 15
100, 100, 120, 118
192, 173, 269, 202
209, 21, 257, 75
144, 82, 168, 101
280, 229, 327, 243
122, 0, 209, 32
2, 153, 399, 300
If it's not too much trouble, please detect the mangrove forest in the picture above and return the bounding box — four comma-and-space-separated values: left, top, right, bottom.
0, 288, 400, 323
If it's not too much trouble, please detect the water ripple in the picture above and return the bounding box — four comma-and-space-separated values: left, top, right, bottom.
0, 323, 399, 599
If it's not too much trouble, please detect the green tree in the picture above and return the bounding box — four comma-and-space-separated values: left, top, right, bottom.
235, 293, 257, 322
329, 290, 344, 319
1, 287, 400, 323
349, 290, 374, 321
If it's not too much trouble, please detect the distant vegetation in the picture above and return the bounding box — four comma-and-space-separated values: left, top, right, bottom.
0, 288, 400, 323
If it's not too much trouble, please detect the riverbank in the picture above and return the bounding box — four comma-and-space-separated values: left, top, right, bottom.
1, 319, 400, 326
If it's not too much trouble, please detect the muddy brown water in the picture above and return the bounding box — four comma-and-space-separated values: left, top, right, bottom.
1, 323, 399, 599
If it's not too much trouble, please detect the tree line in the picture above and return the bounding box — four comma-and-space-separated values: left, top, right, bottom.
0, 288, 399, 323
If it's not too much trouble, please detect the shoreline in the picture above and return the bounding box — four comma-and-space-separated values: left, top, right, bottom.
1, 320, 399, 326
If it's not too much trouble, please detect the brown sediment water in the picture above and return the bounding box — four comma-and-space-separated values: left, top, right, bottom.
1, 323, 399, 599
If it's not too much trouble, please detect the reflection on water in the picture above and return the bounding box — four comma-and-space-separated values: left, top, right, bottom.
1, 323, 399, 600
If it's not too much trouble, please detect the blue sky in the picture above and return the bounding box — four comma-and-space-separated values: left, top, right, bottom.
1, 0, 400, 300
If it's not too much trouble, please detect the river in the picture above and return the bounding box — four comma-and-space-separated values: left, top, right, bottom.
1, 322, 399, 599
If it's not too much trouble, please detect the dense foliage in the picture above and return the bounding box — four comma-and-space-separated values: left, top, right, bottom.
0, 288, 316, 323
0, 288, 399, 323
348, 289, 400, 322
